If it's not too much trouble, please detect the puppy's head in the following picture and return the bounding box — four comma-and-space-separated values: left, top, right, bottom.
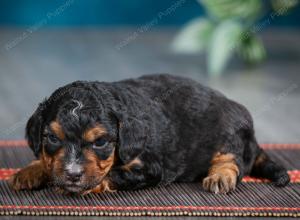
44, 120, 115, 194
26, 83, 147, 194
25, 86, 119, 193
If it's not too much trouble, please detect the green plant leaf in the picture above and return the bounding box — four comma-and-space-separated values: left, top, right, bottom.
199, 0, 262, 21
238, 33, 266, 64
271, 0, 298, 15
208, 20, 242, 76
171, 17, 214, 54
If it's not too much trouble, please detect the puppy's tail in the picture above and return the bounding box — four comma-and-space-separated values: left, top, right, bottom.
250, 141, 290, 186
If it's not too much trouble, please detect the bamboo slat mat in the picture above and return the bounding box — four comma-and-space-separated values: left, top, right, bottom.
0, 140, 299, 217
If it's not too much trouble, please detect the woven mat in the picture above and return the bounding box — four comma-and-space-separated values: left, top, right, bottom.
0, 141, 299, 217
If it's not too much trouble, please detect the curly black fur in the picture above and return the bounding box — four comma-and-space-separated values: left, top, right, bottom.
26, 74, 290, 192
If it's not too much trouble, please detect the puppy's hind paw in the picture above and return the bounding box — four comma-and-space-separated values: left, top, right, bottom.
274, 171, 290, 187
202, 173, 236, 194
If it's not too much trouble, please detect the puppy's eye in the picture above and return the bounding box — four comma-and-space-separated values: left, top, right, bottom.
48, 134, 60, 145
93, 138, 108, 149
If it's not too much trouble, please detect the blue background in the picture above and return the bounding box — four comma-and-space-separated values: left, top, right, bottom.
0, 0, 299, 27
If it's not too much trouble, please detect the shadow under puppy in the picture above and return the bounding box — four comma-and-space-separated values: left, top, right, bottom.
9, 74, 290, 195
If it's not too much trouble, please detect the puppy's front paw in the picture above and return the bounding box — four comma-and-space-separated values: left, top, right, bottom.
9, 170, 42, 191
202, 173, 237, 194
8, 161, 48, 191
84, 178, 116, 195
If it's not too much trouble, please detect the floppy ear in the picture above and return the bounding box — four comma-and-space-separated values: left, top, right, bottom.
113, 110, 148, 164
25, 101, 47, 158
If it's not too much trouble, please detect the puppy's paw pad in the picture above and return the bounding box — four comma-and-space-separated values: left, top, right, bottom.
202, 173, 236, 194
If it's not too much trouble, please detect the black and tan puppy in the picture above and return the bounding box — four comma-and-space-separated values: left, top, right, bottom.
9, 74, 290, 194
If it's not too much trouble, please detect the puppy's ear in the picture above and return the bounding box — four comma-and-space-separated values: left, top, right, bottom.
26, 101, 47, 158
112, 110, 147, 164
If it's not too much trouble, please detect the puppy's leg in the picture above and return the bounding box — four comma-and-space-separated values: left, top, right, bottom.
203, 152, 240, 194
92, 154, 162, 192
203, 132, 246, 194
251, 149, 290, 186
9, 160, 49, 190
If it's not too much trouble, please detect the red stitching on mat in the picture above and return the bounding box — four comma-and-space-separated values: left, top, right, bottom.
0, 140, 300, 149
0, 205, 299, 211
1, 169, 300, 182
0, 140, 27, 147
242, 170, 300, 183
0, 169, 20, 180
261, 143, 300, 149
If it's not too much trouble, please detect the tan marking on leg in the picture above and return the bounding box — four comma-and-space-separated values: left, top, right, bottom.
11, 145, 65, 191
203, 152, 239, 194
8, 160, 49, 190
83, 124, 107, 142
254, 152, 267, 167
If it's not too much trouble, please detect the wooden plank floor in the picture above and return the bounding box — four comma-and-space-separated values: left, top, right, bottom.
0, 28, 299, 143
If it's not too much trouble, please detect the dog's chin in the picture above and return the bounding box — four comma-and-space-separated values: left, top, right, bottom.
54, 176, 100, 194
63, 180, 99, 194
63, 184, 85, 194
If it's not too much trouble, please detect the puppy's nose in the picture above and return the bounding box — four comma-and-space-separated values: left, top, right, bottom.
65, 163, 83, 182
66, 170, 83, 182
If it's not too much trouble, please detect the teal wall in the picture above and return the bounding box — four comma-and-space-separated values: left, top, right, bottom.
0, 0, 299, 27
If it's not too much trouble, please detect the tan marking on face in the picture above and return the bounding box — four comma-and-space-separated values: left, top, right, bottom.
78, 148, 115, 194
41, 145, 65, 174
83, 124, 107, 142
50, 121, 65, 140
122, 158, 143, 172
83, 148, 115, 177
